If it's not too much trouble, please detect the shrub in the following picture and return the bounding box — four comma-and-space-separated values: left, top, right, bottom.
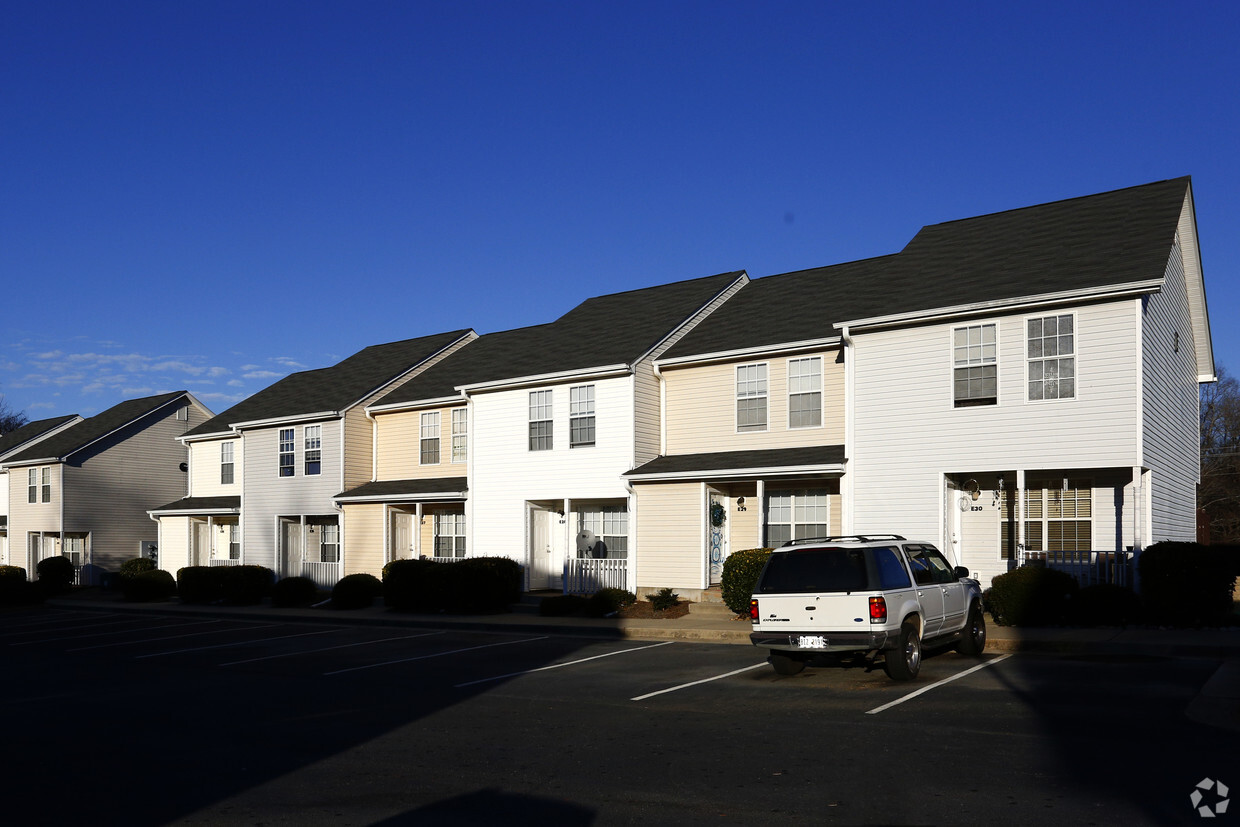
384, 557, 523, 614
721, 548, 773, 615
118, 557, 157, 579
586, 587, 637, 616
1139, 541, 1236, 626
1072, 583, 1143, 627
646, 587, 680, 612
984, 565, 1078, 626
539, 594, 591, 617
382, 558, 440, 611
271, 576, 321, 608
0, 565, 38, 605
36, 555, 76, 593
121, 569, 176, 602
177, 566, 223, 603
331, 573, 383, 609
221, 565, 275, 605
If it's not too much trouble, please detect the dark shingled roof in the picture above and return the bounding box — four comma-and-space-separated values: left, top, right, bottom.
5, 392, 189, 464
626, 446, 846, 478
665, 177, 1190, 359
336, 477, 468, 500
377, 272, 744, 405
0, 415, 80, 459
187, 330, 473, 436
149, 495, 241, 514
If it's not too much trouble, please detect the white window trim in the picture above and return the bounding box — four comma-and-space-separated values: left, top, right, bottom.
951, 322, 1000, 409
304, 425, 322, 476
529, 390, 554, 451
278, 428, 296, 478
735, 362, 770, 434
221, 442, 235, 485
786, 356, 824, 430
420, 411, 441, 466
1024, 311, 1078, 404
569, 384, 596, 448
451, 408, 468, 464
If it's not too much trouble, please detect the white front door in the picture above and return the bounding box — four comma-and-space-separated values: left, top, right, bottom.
193, 521, 209, 567
281, 519, 302, 578
390, 511, 413, 560
529, 508, 561, 590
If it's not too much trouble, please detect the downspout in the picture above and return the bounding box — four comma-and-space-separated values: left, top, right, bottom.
624, 477, 638, 595
652, 362, 667, 456
839, 325, 855, 534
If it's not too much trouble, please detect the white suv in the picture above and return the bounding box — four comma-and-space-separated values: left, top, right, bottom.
749, 535, 986, 680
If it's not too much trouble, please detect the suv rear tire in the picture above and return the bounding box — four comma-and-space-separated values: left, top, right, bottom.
883, 621, 921, 681
955, 603, 986, 656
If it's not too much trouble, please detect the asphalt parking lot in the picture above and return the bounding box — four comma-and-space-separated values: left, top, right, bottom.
4, 606, 1235, 825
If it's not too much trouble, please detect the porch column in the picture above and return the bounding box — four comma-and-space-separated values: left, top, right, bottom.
1016, 469, 1026, 561
756, 480, 766, 547
207, 516, 215, 561
414, 503, 423, 558
1132, 467, 1144, 551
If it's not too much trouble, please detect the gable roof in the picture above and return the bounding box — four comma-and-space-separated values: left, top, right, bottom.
186, 330, 473, 436
664, 177, 1193, 360
4, 392, 191, 465
0, 415, 81, 460
376, 271, 745, 406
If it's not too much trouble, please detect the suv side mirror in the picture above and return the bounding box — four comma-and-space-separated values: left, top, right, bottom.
953, 566, 970, 580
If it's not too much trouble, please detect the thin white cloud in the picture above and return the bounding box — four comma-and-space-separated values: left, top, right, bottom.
243, 370, 282, 380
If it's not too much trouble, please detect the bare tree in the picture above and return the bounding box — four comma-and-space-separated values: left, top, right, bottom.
1200, 365, 1240, 544
0, 392, 28, 435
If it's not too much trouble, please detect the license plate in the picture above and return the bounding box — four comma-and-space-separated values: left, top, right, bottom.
798, 635, 827, 649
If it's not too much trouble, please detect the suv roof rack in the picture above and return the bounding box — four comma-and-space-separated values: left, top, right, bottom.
781, 534, 907, 547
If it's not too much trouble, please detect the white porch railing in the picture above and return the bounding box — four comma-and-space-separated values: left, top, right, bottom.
297, 561, 341, 590
426, 555, 465, 563
564, 558, 628, 594
209, 558, 241, 567
1017, 549, 1133, 587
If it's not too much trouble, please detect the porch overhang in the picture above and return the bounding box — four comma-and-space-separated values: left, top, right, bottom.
147, 496, 241, 518
335, 477, 469, 504
625, 446, 846, 483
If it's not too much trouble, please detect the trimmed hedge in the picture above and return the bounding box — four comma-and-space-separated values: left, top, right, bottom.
176, 565, 274, 605
331, 573, 383, 609
121, 569, 176, 602
720, 548, 773, 615
119, 557, 157, 579
177, 566, 222, 603
383, 556, 523, 613
1071, 583, 1143, 627
1139, 541, 1236, 626
36, 555, 76, 593
271, 576, 321, 608
0, 565, 39, 605
984, 565, 1078, 626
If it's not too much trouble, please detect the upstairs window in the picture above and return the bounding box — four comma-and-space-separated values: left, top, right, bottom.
304, 425, 321, 475
278, 429, 295, 477
42, 468, 50, 503
570, 385, 596, 447
736, 364, 768, 432
27, 468, 38, 504
451, 409, 468, 463
420, 412, 441, 465
953, 324, 997, 407
221, 442, 235, 485
529, 390, 553, 451
788, 357, 823, 428
1028, 314, 1075, 400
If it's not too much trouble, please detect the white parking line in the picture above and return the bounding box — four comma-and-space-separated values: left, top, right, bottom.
220, 631, 446, 666
865, 654, 1014, 715
135, 628, 337, 658
10, 619, 209, 646
630, 662, 769, 701
1, 616, 142, 639
455, 641, 676, 688
324, 636, 549, 676
67, 621, 255, 652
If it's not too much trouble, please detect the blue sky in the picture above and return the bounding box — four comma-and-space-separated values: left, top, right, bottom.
2, 1, 1236, 420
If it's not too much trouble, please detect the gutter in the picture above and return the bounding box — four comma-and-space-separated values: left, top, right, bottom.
456, 364, 631, 395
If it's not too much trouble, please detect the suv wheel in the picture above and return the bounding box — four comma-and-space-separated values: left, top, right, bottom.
883, 621, 921, 681
769, 652, 805, 676
955, 603, 986, 657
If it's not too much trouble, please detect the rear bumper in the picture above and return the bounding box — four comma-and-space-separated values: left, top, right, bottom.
750, 629, 895, 654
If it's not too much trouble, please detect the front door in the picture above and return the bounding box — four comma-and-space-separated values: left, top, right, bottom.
193, 521, 209, 567
390, 510, 413, 560
708, 492, 729, 584
529, 508, 562, 590
281, 519, 302, 578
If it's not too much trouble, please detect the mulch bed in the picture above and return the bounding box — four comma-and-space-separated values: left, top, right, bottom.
617, 600, 690, 620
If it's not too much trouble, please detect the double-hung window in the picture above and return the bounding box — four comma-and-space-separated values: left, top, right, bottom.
953, 324, 997, 407
319, 522, 340, 563
1001, 479, 1093, 559
529, 390, 553, 451
433, 511, 467, 558
420, 412, 441, 465
29, 468, 51, 503
1028, 314, 1075, 400
787, 357, 822, 428
221, 442, 235, 485
578, 505, 628, 558
304, 426, 321, 475
28, 469, 38, 504
42, 468, 50, 503
228, 523, 241, 560
736, 364, 768, 432
278, 429, 295, 477
570, 385, 595, 447
451, 409, 468, 463
765, 489, 829, 546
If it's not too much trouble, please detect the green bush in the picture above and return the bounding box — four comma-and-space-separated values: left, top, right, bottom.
36, 555, 76, 593
0, 565, 38, 605
383, 557, 523, 613
984, 565, 1078, 626
721, 548, 773, 615
121, 569, 176, 602
177, 566, 223, 603
539, 594, 592, 617
118, 557, 157, 578
646, 587, 680, 612
586, 587, 636, 616
0, 565, 26, 582
221, 565, 275, 605
382, 558, 440, 611
271, 576, 321, 608
331, 573, 383, 609
1139, 541, 1236, 626
1071, 583, 1143, 627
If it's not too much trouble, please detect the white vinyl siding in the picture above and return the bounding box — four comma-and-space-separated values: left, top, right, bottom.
190, 438, 242, 496
736, 363, 768, 432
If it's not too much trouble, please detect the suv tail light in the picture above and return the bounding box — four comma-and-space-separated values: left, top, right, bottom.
749, 599, 759, 620
869, 596, 887, 624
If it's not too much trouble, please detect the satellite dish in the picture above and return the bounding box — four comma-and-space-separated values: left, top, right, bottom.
576, 530, 599, 556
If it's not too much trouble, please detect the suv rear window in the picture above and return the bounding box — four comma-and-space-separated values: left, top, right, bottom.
756, 548, 873, 594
